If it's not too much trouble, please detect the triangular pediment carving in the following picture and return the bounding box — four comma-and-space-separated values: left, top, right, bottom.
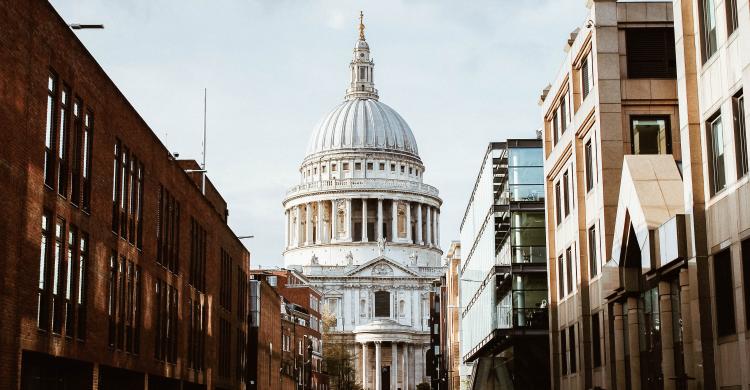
345, 256, 420, 277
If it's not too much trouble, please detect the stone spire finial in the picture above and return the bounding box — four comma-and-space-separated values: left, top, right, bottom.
359, 11, 365, 41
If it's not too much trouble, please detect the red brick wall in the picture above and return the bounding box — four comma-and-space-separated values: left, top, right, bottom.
0, 0, 249, 388
251, 282, 281, 389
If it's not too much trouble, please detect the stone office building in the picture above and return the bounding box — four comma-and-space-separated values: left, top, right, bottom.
0, 1, 250, 389
541, 0, 750, 389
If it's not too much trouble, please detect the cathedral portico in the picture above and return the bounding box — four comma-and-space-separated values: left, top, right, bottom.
282, 13, 443, 389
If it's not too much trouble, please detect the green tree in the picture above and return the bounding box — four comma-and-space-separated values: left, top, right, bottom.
322, 310, 362, 390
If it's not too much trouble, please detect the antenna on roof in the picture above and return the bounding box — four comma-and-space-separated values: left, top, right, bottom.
201, 88, 207, 194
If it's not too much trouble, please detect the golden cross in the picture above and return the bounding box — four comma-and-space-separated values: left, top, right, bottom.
359, 11, 365, 40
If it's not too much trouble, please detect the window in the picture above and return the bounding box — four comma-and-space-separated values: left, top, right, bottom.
560, 329, 568, 375
565, 246, 574, 295
700, 0, 717, 61
107, 253, 117, 347
343, 162, 349, 171
557, 255, 565, 299
390, 163, 396, 172
713, 249, 736, 337
555, 181, 562, 226
581, 54, 593, 100
70, 99, 82, 205
155, 279, 178, 363
57, 87, 70, 197
322, 165, 326, 173
331, 163, 337, 172
220, 249, 232, 312
267, 275, 277, 287
219, 318, 231, 378
52, 218, 65, 334
742, 239, 750, 330
568, 326, 577, 373
355, 162, 362, 170
111, 140, 143, 243
563, 171, 570, 217
379, 163, 385, 170
588, 225, 599, 278
76, 232, 88, 340
81, 112, 93, 212
237, 267, 247, 321
400, 165, 405, 173
733, 92, 747, 178
367, 162, 373, 170
64, 226, 76, 338
552, 111, 559, 145
189, 218, 207, 292
592, 312, 602, 367
707, 114, 727, 195
44, 74, 57, 188
631, 116, 671, 155
236, 328, 246, 381
157, 185, 180, 273
374, 291, 390, 317
585, 139, 595, 192
726, 0, 739, 36
560, 94, 567, 134
37, 212, 52, 330
626, 28, 676, 78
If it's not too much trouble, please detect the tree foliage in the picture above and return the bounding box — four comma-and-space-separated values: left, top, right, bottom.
322, 309, 362, 390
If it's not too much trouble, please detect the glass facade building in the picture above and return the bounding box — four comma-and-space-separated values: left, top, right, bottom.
459, 139, 549, 389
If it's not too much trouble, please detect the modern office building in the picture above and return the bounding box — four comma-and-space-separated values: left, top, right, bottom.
459, 139, 549, 389
0, 1, 250, 389
541, 0, 750, 389
443, 242, 462, 390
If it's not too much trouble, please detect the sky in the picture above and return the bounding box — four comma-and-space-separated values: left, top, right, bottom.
49, 0, 588, 268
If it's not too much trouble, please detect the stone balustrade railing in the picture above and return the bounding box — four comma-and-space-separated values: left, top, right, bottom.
285, 178, 439, 198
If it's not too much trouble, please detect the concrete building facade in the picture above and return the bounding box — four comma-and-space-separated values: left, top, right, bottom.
542, 0, 750, 389
0, 1, 250, 389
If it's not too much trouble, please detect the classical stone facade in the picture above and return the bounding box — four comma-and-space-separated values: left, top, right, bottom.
282, 16, 444, 390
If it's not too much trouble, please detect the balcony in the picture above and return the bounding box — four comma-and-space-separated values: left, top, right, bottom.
497, 307, 549, 330
285, 178, 439, 198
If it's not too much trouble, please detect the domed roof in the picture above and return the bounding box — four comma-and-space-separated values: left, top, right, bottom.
305, 98, 419, 158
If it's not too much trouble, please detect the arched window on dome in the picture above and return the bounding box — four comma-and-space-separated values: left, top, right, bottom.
374, 291, 390, 318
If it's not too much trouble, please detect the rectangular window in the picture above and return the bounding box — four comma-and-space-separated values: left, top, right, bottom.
726, 0, 739, 36
566, 246, 574, 294
581, 55, 591, 99
219, 318, 231, 378
560, 329, 568, 375
236, 328, 246, 381
157, 185, 180, 274
563, 171, 570, 217
379, 162, 385, 170
626, 28, 676, 78
355, 162, 362, 170
390, 163, 395, 172
707, 114, 727, 195
220, 249, 232, 312
733, 92, 747, 178
188, 295, 206, 371
57, 87, 70, 197
560, 95, 567, 134
367, 162, 373, 170
569, 325, 577, 373
631, 116, 671, 155
589, 225, 599, 278
154, 279, 178, 363
51, 218, 66, 335
107, 253, 118, 347
714, 249, 736, 337
64, 226, 76, 338
700, 0, 717, 61
44, 74, 57, 188
552, 112, 559, 145
81, 112, 93, 212
331, 163, 337, 172
742, 239, 750, 330
70, 98, 82, 206
558, 255, 565, 299
76, 232, 88, 340
37, 212, 52, 330
190, 218, 208, 292
555, 181, 562, 225
112, 141, 122, 232
237, 267, 247, 321
585, 139, 595, 192
343, 162, 349, 171
592, 312, 602, 367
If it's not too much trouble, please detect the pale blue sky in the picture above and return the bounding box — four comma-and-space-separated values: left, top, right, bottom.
50, 0, 588, 268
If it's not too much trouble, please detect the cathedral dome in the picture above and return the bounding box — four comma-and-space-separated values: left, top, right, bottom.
305, 98, 419, 159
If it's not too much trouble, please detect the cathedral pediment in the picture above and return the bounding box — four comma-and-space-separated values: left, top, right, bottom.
345, 256, 420, 277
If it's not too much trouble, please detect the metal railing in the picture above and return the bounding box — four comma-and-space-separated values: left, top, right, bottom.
285, 178, 439, 198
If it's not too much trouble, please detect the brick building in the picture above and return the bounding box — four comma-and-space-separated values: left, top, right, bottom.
0, 0, 249, 389
247, 279, 282, 390
249, 269, 328, 390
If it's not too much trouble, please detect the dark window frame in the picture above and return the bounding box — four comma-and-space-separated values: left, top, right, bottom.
699, 0, 718, 62
713, 248, 736, 337
630, 115, 673, 155
585, 139, 595, 192
707, 111, 727, 196
625, 28, 677, 79
732, 91, 747, 178
725, 0, 739, 37
588, 224, 599, 279
592, 312, 602, 367
374, 290, 390, 318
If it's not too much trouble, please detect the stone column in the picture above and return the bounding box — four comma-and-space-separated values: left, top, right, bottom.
627, 296, 641, 390
392, 342, 398, 390
362, 198, 369, 242
284, 210, 289, 249
402, 342, 409, 390
435, 210, 440, 246
426, 206, 432, 247
415, 344, 423, 385
377, 199, 384, 240
362, 342, 369, 389
316, 201, 324, 244
659, 280, 676, 390
375, 341, 382, 390
405, 202, 412, 244
305, 203, 313, 245
613, 302, 626, 390
346, 198, 353, 241
295, 206, 302, 247
416, 204, 423, 245
679, 269, 696, 390
391, 199, 398, 242
331, 200, 339, 242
